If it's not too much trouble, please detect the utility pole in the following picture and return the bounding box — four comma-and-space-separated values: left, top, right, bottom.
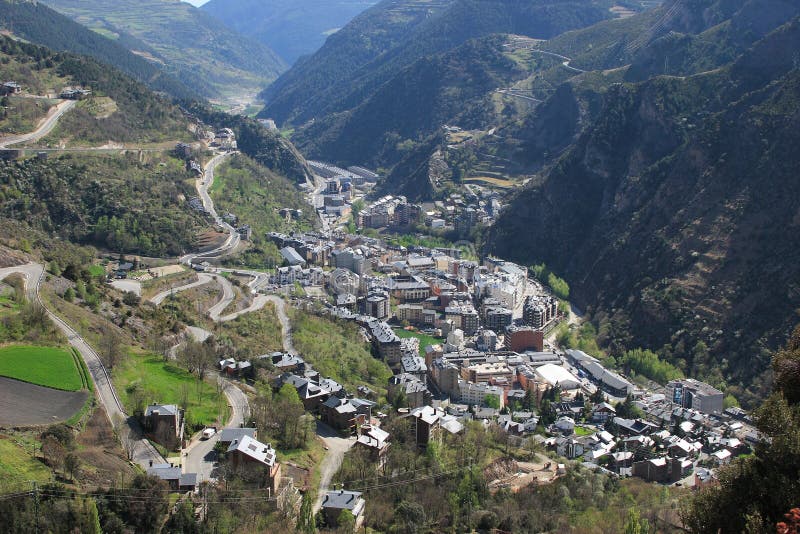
32, 480, 40, 534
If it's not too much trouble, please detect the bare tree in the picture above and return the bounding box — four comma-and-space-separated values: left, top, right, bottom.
64, 453, 80, 481
41, 435, 65, 475
99, 325, 124, 371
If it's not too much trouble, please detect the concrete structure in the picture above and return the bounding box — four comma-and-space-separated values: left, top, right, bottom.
534, 364, 581, 390
666, 379, 724, 414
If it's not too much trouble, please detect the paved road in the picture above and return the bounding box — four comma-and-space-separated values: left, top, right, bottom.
207, 274, 235, 321
217, 294, 269, 322
182, 373, 250, 482
313, 421, 356, 512
149, 273, 213, 305
0, 99, 76, 148
186, 325, 213, 343
0, 263, 165, 469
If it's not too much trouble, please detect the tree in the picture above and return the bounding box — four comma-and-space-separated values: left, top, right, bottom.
623, 508, 651, 534
485, 394, 500, 409
64, 453, 80, 481
336, 509, 355, 534
99, 325, 123, 370
681, 324, 800, 532
297, 492, 317, 534
42, 435, 65, 474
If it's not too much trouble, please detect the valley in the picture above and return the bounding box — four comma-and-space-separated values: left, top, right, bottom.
0, 0, 798, 532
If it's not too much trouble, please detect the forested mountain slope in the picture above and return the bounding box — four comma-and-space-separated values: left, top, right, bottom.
259, 0, 613, 126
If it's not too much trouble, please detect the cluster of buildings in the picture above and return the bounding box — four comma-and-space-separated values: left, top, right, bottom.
307, 161, 380, 226
540, 384, 755, 487
357, 195, 422, 229
419, 192, 502, 235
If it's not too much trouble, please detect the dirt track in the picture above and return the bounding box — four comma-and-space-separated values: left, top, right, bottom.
0, 376, 88, 427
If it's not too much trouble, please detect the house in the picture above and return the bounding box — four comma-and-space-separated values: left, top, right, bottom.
227, 435, 281, 494
265, 352, 305, 373
712, 449, 732, 465
143, 404, 183, 449
554, 416, 576, 435
355, 425, 390, 467
219, 358, 253, 379
280, 246, 306, 266
321, 490, 366, 530
388, 374, 431, 408
613, 417, 657, 436
631, 457, 692, 483
555, 437, 585, 459
274, 374, 330, 411
218, 428, 256, 448
321, 397, 358, 434
591, 402, 616, 423
407, 406, 463, 448
146, 463, 197, 492
1, 81, 21, 95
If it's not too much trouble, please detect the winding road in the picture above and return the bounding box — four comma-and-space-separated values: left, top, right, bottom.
0, 99, 76, 149
180, 152, 240, 266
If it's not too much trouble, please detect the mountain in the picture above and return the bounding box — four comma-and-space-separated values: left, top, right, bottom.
259, 0, 616, 168
0, 0, 196, 100
201, 0, 378, 65
259, 0, 456, 125
41, 0, 286, 103
486, 0, 800, 406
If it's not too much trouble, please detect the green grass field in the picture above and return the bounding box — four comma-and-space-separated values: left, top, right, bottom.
0, 345, 83, 391
115, 353, 229, 429
0, 436, 51, 493
394, 328, 444, 356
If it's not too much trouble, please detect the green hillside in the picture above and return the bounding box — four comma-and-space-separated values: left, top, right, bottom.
209, 153, 318, 268
260, 0, 617, 172
201, 0, 378, 65
42, 0, 286, 102
0, 0, 197, 100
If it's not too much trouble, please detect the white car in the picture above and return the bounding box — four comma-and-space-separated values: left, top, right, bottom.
201, 428, 216, 440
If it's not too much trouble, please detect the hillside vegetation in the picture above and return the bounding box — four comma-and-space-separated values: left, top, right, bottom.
0, 0, 196, 100
42, 0, 286, 102
210, 154, 317, 268
0, 153, 206, 256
